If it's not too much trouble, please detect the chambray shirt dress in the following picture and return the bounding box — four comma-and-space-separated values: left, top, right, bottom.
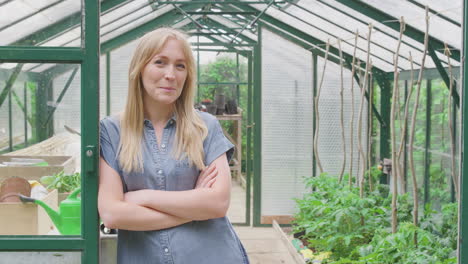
100, 111, 249, 264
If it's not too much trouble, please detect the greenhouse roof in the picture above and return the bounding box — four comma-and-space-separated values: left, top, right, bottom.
0, 0, 462, 74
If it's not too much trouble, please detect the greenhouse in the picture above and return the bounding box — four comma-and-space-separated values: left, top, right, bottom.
0, 0, 467, 263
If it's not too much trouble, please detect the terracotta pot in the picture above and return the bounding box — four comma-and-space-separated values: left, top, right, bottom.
0, 177, 31, 202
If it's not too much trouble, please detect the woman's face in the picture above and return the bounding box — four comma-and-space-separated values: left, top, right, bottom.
141, 38, 188, 106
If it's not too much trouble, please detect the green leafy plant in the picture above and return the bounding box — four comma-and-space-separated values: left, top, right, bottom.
358, 222, 456, 264
40, 171, 81, 193
293, 172, 390, 261
292, 170, 457, 263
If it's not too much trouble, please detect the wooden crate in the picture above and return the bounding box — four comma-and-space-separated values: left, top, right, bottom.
0, 155, 74, 182
0, 189, 58, 235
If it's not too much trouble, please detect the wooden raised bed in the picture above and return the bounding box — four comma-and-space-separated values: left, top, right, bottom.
0, 155, 74, 182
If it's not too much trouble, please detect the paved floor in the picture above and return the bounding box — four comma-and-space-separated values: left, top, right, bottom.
235, 226, 297, 264
228, 179, 297, 264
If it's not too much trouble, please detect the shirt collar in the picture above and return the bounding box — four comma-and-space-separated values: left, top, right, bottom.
143, 113, 177, 127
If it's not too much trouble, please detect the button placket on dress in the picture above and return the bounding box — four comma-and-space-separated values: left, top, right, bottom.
144, 120, 174, 264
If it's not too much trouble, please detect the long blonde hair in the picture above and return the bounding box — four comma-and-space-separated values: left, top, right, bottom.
118, 27, 207, 173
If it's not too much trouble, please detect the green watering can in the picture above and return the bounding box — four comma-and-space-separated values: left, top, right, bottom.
19, 187, 81, 235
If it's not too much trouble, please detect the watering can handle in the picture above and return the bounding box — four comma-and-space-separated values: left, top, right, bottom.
68, 187, 81, 200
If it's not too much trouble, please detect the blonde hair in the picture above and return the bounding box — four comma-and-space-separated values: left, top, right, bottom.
118, 27, 208, 173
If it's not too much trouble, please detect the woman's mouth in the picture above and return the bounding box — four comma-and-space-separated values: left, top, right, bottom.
160, 87, 176, 92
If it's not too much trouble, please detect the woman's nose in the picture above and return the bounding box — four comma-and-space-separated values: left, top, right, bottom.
164, 66, 176, 80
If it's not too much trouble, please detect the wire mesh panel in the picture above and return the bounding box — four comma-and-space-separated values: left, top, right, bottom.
316, 57, 367, 179
109, 40, 138, 115
261, 28, 312, 217
0, 70, 39, 151
53, 67, 81, 134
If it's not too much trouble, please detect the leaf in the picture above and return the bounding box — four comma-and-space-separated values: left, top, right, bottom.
40, 175, 55, 185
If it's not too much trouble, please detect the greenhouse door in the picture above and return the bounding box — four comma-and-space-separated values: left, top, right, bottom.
0, 1, 100, 263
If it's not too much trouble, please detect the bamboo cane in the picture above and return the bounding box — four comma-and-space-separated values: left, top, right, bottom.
349, 31, 359, 188
367, 67, 374, 192
391, 16, 405, 234
408, 6, 430, 243
358, 24, 373, 198
313, 40, 330, 174
338, 39, 347, 183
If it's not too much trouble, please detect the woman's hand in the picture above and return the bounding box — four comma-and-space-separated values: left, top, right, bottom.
195, 164, 218, 189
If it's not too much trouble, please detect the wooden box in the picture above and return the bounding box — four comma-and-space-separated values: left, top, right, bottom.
0, 155, 74, 182
0, 189, 58, 235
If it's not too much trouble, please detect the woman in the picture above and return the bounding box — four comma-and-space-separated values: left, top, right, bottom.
99, 27, 249, 264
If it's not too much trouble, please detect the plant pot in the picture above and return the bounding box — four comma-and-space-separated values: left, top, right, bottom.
206, 104, 217, 115
214, 93, 225, 115
0, 177, 31, 202
225, 99, 238, 114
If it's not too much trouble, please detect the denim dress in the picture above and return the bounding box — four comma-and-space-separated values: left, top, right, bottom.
100, 111, 249, 264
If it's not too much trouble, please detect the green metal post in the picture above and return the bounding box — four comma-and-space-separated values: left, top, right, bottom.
375, 73, 391, 177
460, 2, 468, 261
452, 93, 457, 203
312, 54, 317, 178
246, 52, 253, 226
8, 80, 12, 152
82, 0, 100, 262
24, 82, 28, 147
424, 80, 432, 204
253, 27, 262, 227
236, 53, 240, 103
106, 52, 111, 116
197, 35, 200, 103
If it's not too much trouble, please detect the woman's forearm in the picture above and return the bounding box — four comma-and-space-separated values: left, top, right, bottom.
125, 188, 229, 221
123, 155, 232, 221
100, 200, 191, 231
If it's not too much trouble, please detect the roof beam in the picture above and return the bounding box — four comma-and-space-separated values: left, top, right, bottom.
428, 44, 460, 107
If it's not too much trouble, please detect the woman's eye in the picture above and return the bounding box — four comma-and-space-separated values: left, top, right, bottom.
154, 60, 163, 64
176, 64, 186, 69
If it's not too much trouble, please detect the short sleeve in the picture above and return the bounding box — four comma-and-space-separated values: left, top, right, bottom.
99, 118, 120, 173
203, 114, 235, 166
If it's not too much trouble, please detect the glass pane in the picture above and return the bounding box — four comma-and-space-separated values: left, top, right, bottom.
109, 40, 137, 115
361, 0, 461, 48
101, 5, 174, 43
0, 64, 82, 236
415, 0, 461, 23
253, 5, 394, 72
261, 28, 311, 222
0, 0, 81, 46
296, 1, 431, 70
0, 251, 80, 263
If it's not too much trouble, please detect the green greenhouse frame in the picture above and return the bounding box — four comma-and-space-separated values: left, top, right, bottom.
0, 0, 467, 263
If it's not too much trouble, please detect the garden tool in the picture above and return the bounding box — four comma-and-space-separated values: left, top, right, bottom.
19, 187, 81, 235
